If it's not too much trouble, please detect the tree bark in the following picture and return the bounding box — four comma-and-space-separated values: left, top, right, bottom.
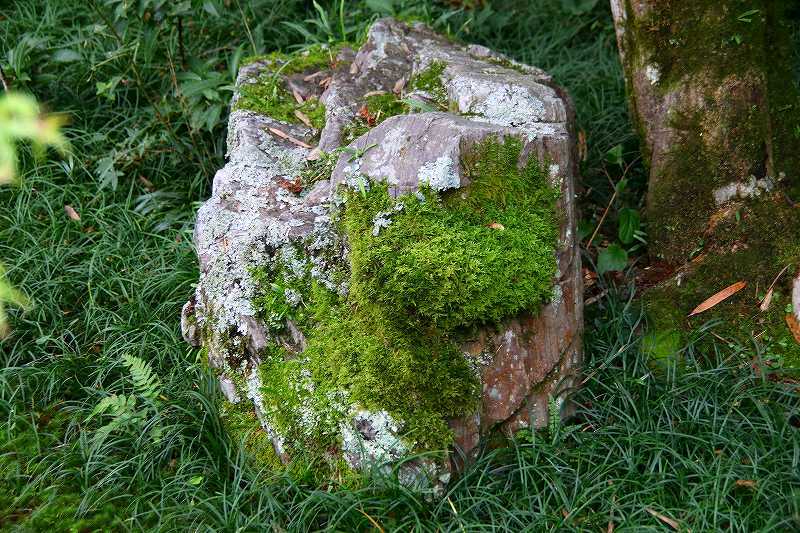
610, 0, 800, 359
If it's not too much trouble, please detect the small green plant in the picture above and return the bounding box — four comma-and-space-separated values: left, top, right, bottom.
588, 144, 646, 275
87, 354, 163, 446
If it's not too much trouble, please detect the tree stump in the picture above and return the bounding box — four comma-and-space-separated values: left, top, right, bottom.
182, 18, 582, 483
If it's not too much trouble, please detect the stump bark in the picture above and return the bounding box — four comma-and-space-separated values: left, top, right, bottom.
609, 1, 800, 362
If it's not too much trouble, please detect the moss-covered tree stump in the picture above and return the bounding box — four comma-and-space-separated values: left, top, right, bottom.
182, 18, 582, 483
610, 1, 800, 365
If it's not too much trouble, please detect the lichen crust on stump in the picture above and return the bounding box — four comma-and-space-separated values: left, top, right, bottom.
182, 18, 582, 484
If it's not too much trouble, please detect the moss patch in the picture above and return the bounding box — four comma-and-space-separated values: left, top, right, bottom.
408, 60, 448, 108
645, 195, 800, 368
622, 1, 800, 262
219, 400, 284, 471
342, 92, 410, 144
235, 44, 345, 129
629, 0, 770, 90
241, 44, 345, 74
346, 137, 559, 332
236, 78, 326, 129
249, 135, 560, 461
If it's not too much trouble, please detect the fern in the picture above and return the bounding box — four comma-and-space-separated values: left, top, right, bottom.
122, 354, 161, 402
547, 396, 560, 438
87, 356, 164, 447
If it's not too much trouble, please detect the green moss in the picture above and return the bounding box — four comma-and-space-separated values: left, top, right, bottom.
408, 60, 448, 108
346, 137, 559, 331
248, 135, 560, 464
342, 92, 410, 144
235, 77, 326, 129
629, 0, 769, 90
484, 55, 529, 74
220, 400, 284, 471
644, 195, 800, 368
235, 45, 342, 129
240, 44, 345, 74
648, 101, 770, 262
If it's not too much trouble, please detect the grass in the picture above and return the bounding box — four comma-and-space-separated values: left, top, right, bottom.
0, 0, 798, 530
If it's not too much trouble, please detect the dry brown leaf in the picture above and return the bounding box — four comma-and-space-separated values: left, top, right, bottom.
349, 61, 359, 75
138, 175, 155, 191
759, 287, 773, 312
294, 110, 313, 128
786, 314, 800, 344
644, 508, 679, 530
357, 508, 384, 533
267, 127, 313, 149
759, 264, 790, 312
393, 77, 406, 95
735, 479, 757, 489
363, 90, 387, 98
688, 281, 747, 317
64, 205, 80, 221
487, 222, 505, 230
291, 88, 305, 104
318, 76, 332, 88
303, 71, 324, 82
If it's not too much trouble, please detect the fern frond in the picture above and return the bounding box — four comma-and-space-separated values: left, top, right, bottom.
122, 354, 161, 401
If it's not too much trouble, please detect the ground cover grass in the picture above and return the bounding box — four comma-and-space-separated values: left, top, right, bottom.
0, 0, 798, 530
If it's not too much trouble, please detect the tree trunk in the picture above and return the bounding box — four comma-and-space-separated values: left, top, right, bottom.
610, 1, 800, 361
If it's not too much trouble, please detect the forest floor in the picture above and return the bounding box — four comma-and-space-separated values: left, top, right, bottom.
1, 0, 798, 530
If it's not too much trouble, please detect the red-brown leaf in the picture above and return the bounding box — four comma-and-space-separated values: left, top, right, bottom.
688, 281, 747, 317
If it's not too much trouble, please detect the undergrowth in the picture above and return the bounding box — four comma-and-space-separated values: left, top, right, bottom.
0, 0, 797, 530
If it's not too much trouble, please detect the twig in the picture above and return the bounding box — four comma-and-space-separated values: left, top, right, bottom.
586, 156, 641, 249
586, 186, 617, 249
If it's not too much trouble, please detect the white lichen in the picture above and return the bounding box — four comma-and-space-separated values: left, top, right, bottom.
713, 176, 774, 205
340, 409, 409, 470
417, 155, 459, 191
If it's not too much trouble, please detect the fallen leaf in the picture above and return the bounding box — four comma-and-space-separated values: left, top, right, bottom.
363, 90, 387, 98
759, 264, 790, 312
759, 287, 773, 312
393, 77, 406, 95
735, 479, 757, 489
318, 76, 332, 88
487, 222, 505, 230
138, 175, 155, 191
267, 127, 313, 149
291, 88, 305, 104
357, 508, 384, 533
688, 281, 747, 317
786, 314, 800, 344
278, 177, 303, 194
294, 110, 313, 128
645, 508, 679, 530
64, 205, 80, 221
349, 61, 359, 75
358, 104, 376, 127
303, 71, 324, 82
